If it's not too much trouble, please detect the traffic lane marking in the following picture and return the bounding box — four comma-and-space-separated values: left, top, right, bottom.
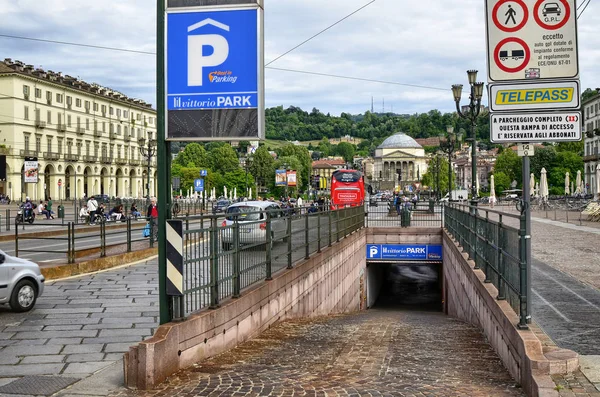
532, 288, 571, 323
533, 265, 600, 312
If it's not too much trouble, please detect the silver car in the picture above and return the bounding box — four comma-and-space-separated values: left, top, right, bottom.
0, 250, 45, 312
220, 201, 288, 250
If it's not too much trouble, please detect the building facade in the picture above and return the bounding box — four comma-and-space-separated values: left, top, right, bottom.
369, 132, 428, 192
582, 93, 600, 195
0, 59, 157, 201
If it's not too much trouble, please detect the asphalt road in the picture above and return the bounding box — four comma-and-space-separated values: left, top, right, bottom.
531, 258, 600, 355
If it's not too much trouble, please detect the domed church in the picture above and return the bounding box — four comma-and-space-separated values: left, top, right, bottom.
370, 132, 428, 191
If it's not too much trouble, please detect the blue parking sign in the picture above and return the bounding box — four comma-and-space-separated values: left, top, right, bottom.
200, 170, 208, 177
166, 9, 258, 111
194, 178, 204, 192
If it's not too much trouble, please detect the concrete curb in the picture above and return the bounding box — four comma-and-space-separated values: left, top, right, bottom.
41, 247, 158, 280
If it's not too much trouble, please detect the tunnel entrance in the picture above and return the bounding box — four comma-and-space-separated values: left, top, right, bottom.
367, 262, 443, 311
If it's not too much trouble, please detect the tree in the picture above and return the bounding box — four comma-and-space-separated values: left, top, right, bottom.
249, 146, 275, 192
277, 144, 312, 191
223, 168, 255, 198
173, 143, 208, 168
556, 141, 584, 155
421, 157, 453, 195
335, 142, 356, 163
530, 146, 556, 179
209, 145, 239, 175
492, 172, 511, 195
494, 149, 521, 187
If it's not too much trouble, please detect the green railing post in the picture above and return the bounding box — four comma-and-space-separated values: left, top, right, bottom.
518, 209, 529, 329
497, 214, 505, 300
287, 214, 292, 269
14, 220, 18, 257
100, 221, 106, 257
472, 210, 479, 269
265, 212, 272, 280
328, 208, 332, 247
317, 210, 321, 253
127, 217, 132, 252
232, 220, 240, 298
209, 217, 219, 309
304, 212, 310, 260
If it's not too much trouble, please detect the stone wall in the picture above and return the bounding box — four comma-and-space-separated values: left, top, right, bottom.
443, 232, 578, 397
124, 228, 367, 390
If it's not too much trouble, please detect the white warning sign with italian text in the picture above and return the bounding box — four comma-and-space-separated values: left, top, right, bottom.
490, 111, 581, 143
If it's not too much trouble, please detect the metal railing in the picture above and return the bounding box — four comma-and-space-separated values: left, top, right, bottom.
444, 203, 527, 328
365, 199, 443, 228
15, 216, 157, 264
174, 205, 365, 318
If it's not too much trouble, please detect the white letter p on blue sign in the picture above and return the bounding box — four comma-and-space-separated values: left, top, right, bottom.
187, 19, 230, 87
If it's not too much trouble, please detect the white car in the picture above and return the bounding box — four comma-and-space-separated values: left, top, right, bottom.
220, 201, 288, 250
0, 250, 45, 312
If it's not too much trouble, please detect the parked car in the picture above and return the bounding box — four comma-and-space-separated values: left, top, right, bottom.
212, 199, 231, 214
0, 250, 45, 312
220, 201, 288, 250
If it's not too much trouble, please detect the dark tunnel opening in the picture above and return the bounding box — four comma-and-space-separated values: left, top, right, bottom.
368, 263, 443, 311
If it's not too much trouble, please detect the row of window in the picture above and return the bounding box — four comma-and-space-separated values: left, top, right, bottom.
22, 85, 156, 124
585, 101, 600, 120
23, 133, 144, 161
586, 141, 599, 156
23, 106, 154, 139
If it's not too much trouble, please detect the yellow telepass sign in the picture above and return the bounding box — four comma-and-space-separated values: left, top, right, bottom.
489, 81, 580, 112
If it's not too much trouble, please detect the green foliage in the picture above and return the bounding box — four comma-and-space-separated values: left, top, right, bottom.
249, 146, 275, 190
492, 172, 511, 195
530, 146, 556, 178
223, 168, 255, 197
421, 157, 454, 194
494, 149, 521, 187
173, 143, 208, 168
335, 142, 356, 163
209, 145, 239, 175
265, 106, 490, 145
547, 151, 584, 195
581, 88, 599, 103
556, 141, 583, 156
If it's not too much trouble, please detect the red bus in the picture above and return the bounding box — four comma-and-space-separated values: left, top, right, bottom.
330, 169, 365, 210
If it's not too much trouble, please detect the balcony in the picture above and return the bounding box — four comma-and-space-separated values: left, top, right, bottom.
583, 154, 600, 162
0, 147, 11, 155
94, 128, 102, 137
100, 156, 112, 164
129, 159, 141, 166
123, 134, 131, 142
43, 152, 61, 161
64, 153, 79, 162
83, 155, 97, 162
19, 149, 37, 157
116, 157, 128, 165
35, 119, 46, 129
76, 127, 85, 135
57, 124, 67, 133
110, 132, 118, 140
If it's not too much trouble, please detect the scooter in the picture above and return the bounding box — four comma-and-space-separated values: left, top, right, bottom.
15, 205, 35, 224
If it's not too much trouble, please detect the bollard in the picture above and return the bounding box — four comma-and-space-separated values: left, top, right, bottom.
127, 217, 132, 252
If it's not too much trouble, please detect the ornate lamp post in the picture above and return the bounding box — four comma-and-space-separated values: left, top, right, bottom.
452, 70, 484, 209
439, 126, 463, 200
138, 137, 157, 201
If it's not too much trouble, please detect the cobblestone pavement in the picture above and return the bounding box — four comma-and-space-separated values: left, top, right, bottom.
0, 260, 158, 380
112, 310, 524, 397
553, 371, 600, 397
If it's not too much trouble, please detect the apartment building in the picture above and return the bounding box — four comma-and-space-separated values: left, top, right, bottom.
582, 92, 600, 195
0, 59, 157, 201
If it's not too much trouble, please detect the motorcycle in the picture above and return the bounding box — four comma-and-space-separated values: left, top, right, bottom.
15, 204, 35, 224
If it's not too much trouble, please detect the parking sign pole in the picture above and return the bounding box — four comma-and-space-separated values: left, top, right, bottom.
157, 0, 172, 325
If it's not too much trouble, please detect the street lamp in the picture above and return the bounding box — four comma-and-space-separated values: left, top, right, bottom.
452, 70, 484, 209
138, 137, 157, 201
439, 126, 463, 200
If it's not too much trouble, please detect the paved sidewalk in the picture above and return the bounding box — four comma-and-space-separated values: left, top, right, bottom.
111, 310, 524, 397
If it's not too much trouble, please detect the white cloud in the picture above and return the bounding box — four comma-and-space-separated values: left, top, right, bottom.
0, 0, 597, 116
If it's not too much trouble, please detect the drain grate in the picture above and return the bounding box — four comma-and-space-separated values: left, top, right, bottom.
0, 376, 80, 396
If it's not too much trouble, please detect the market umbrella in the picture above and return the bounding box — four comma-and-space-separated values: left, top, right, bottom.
596, 164, 600, 197
535, 182, 539, 197
565, 171, 570, 195
540, 168, 549, 200
529, 173, 535, 196
575, 170, 582, 194
234, 187, 237, 200
490, 175, 496, 207
224, 186, 228, 199
476, 176, 480, 197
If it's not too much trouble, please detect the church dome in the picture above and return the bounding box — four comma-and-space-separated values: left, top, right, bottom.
377, 132, 422, 149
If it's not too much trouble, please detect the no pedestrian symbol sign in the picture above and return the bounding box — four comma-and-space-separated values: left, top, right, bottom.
485, 0, 578, 82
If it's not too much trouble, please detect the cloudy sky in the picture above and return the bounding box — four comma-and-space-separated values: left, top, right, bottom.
1, 0, 598, 116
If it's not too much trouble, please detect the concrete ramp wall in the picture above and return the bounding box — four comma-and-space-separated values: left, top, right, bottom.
443, 232, 578, 397
124, 228, 367, 390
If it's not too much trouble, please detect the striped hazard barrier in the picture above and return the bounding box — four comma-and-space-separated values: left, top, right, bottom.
166, 220, 183, 296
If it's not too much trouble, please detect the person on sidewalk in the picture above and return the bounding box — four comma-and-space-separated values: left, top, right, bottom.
37, 200, 50, 219
46, 197, 55, 219
79, 205, 90, 224
146, 197, 158, 239
87, 196, 98, 224
130, 203, 141, 219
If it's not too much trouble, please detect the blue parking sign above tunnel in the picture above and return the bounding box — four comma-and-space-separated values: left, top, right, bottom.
166, 8, 258, 111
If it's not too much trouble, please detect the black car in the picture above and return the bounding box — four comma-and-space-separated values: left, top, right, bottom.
96, 194, 110, 204
212, 200, 231, 214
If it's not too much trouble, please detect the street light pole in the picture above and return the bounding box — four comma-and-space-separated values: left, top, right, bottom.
439, 126, 462, 200
138, 137, 157, 201
452, 70, 484, 212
